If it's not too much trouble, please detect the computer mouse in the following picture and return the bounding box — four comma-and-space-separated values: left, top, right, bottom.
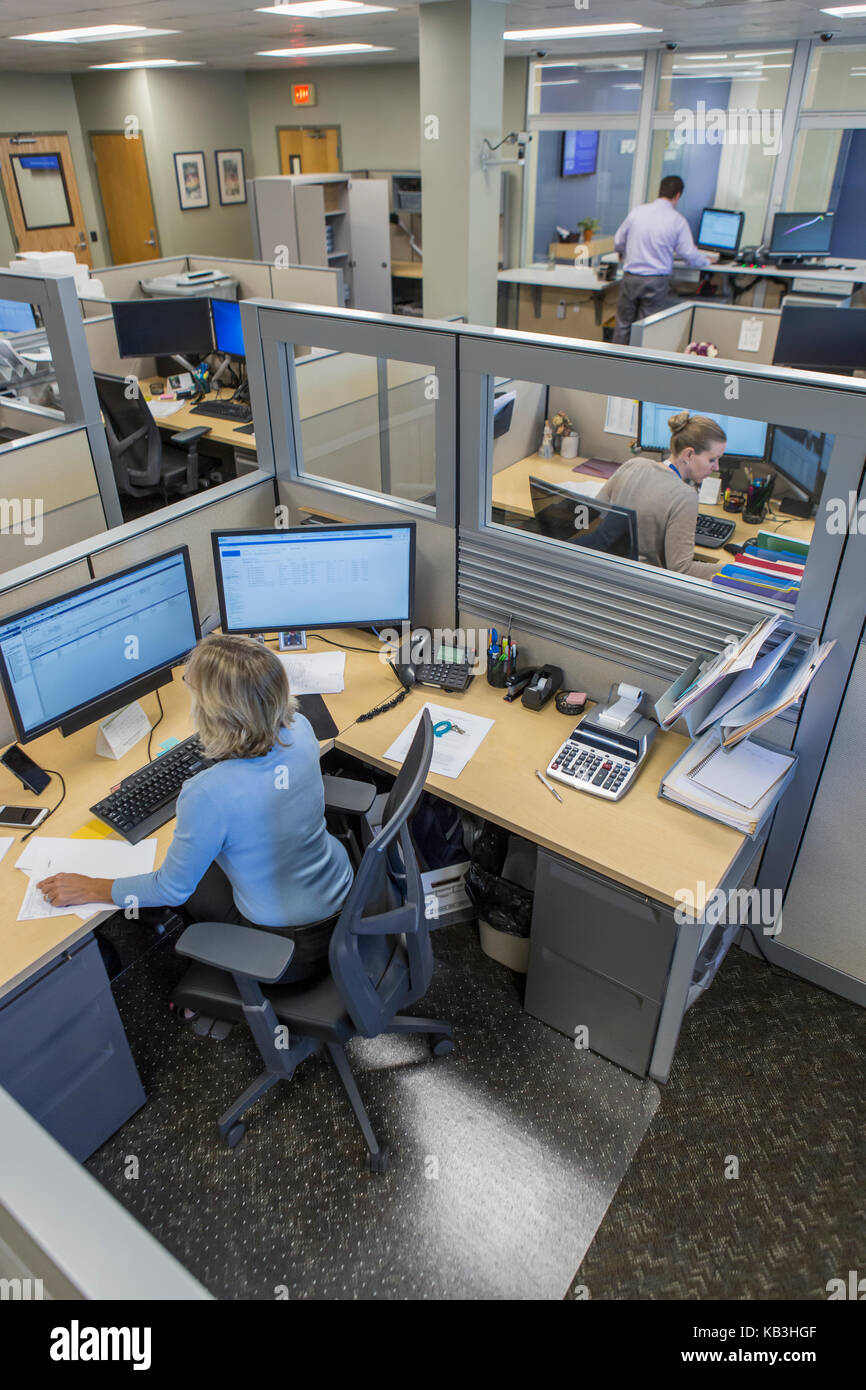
723, 542, 742, 556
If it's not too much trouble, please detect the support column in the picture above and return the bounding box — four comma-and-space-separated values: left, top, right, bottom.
419, 0, 505, 325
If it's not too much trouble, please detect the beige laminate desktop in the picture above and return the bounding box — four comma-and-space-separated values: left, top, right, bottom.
0, 627, 749, 1006
142, 380, 257, 452
492, 452, 816, 562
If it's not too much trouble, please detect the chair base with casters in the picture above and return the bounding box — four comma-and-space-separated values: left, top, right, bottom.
172, 923, 454, 1171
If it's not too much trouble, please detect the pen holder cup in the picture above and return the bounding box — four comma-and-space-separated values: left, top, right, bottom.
487, 653, 509, 688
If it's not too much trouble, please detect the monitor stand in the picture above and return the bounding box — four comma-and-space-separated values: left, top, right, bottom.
779, 495, 812, 519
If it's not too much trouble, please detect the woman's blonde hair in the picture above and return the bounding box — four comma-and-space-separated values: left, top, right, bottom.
185, 634, 296, 761
668, 410, 727, 457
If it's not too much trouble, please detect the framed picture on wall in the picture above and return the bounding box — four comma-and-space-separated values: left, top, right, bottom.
215, 149, 247, 205
174, 151, 209, 210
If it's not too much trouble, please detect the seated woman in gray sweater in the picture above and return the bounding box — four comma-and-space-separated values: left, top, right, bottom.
597, 411, 727, 580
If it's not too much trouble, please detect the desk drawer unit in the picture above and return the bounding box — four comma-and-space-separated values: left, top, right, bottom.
525, 850, 678, 1076
0, 935, 145, 1161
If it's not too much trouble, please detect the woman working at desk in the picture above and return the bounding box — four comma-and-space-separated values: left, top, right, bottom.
37, 635, 354, 983
597, 411, 726, 580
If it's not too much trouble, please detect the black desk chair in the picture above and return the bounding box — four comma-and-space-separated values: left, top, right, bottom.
172, 709, 453, 1172
95, 373, 209, 500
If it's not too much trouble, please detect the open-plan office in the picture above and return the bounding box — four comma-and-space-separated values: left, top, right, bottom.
0, 4, 865, 1322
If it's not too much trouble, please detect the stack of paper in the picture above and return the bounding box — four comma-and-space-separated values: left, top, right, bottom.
14, 837, 158, 921
277, 651, 345, 695
719, 638, 835, 747
385, 703, 494, 780
656, 613, 783, 729
660, 729, 797, 836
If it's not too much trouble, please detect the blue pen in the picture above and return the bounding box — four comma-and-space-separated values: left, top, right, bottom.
489, 627, 499, 657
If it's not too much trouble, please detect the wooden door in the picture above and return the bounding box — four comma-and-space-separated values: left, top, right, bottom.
0, 134, 92, 267
278, 127, 341, 175
91, 132, 160, 264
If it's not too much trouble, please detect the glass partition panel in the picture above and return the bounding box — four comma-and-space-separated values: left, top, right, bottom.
294, 349, 437, 507
529, 56, 644, 115
648, 128, 775, 248
486, 376, 832, 617
656, 48, 793, 114
532, 129, 636, 257
803, 43, 866, 109
786, 128, 866, 261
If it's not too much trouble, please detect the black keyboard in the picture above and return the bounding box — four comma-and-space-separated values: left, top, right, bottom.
190, 399, 252, 423
91, 735, 213, 844
415, 662, 474, 693
695, 513, 736, 547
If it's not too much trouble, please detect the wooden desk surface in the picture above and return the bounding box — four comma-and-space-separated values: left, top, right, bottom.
142, 380, 257, 451
0, 628, 748, 998
391, 260, 422, 280
492, 453, 815, 560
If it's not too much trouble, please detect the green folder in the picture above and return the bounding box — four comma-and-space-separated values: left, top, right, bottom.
755, 530, 810, 559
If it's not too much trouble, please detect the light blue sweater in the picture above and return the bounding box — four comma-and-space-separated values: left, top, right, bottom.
111, 715, 353, 928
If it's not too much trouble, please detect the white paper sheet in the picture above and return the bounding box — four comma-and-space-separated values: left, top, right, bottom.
147, 399, 183, 419
738, 318, 763, 353
688, 740, 793, 810
384, 703, 494, 780
604, 396, 638, 437
15, 837, 158, 921
0, 836, 13, 864
559, 478, 605, 499
277, 651, 345, 695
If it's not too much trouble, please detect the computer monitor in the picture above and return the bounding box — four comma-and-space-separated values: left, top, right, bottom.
111, 297, 213, 358
0, 548, 200, 742
212, 524, 416, 634
772, 305, 866, 374
561, 130, 599, 178
697, 207, 744, 257
769, 425, 833, 506
768, 211, 834, 261
526, 478, 638, 559
211, 298, 245, 357
637, 403, 768, 462
0, 299, 37, 334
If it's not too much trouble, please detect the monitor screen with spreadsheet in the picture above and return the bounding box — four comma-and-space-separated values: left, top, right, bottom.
212, 525, 416, 633
0, 548, 200, 741
697, 208, 744, 256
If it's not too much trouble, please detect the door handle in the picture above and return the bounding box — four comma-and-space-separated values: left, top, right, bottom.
76, 232, 87, 251
144, 228, 157, 248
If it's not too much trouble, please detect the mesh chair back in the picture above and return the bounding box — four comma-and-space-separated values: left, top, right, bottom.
95, 372, 161, 488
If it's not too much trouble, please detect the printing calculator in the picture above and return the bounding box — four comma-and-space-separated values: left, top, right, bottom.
546, 715, 657, 801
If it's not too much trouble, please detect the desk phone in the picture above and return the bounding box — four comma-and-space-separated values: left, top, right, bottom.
546, 715, 657, 801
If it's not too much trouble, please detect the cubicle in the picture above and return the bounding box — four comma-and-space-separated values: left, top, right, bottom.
630, 301, 783, 364
78, 255, 342, 318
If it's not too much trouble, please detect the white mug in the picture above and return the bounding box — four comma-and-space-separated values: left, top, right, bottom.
560, 434, 579, 459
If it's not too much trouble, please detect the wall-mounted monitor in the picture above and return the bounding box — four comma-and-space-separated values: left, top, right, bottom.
561, 130, 599, 178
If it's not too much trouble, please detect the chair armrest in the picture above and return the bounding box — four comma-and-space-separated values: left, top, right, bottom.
323, 774, 377, 815
170, 425, 210, 447
176, 921, 295, 982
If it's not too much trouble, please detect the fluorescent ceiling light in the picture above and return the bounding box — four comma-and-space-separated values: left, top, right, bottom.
257, 2, 393, 15
505, 23, 660, 41
733, 50, 792, 57
91, 59, 201, 69
680, 54, 731, 60
12, 24, 177, 43
820, 5, 866, 15
257, 43, 393, 55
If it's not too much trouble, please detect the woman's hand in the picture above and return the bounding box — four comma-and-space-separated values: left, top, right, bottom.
37, 874, 115, 908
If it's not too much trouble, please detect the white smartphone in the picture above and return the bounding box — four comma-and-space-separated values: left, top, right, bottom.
0, 805, 48, 829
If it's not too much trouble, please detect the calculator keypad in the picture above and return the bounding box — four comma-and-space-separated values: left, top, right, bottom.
547, 739, 636, 800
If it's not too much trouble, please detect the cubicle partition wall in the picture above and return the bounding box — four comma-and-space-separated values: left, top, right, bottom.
0, 472, 277, 748
630, 301, 783, 366
242, 300, 458, 631
78, 256, 341, 314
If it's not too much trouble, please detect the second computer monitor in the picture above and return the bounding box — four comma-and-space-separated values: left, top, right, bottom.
211, 298, 245, 357
768, 211, 834, 260
638, 403, 768, 462
697, 208, 744, 257
0, 299, 37, 334
212, 524, 416, 634
773, 305, 866, 374
112, 297, 214, 358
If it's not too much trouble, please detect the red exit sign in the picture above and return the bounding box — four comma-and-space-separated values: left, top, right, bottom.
292, 83, 316, 107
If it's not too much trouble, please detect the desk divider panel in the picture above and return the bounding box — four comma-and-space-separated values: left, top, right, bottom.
0, 429, 107, 574
628, 303, 694, 354
492, 380, 546, 475
93, 259, 189, 300
690, 304, 780, 365
187, 257, 272, 301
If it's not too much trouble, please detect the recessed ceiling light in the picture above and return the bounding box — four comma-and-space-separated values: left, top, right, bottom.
90, 59, 201, 69
12, 24, 178, 43
820, 5, 866, 15
733, 50, 792, 57
257, 43, 393, 56
680, 54, 731, 61
505, 23, 661, 42
257, 2, 394, 15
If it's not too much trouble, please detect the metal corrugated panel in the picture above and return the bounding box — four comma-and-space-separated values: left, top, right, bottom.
459, 529, 788, 679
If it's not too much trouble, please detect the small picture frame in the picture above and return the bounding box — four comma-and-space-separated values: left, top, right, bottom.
174, 151, 209, 211
215, 148, 247, 205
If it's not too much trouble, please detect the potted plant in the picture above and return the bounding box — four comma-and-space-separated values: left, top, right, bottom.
578, 216, 600, 243
551, 411, 579, 458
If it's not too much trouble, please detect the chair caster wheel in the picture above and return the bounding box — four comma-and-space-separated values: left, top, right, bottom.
225, 1122, 246, 1149
432, 1036, 454, 1057
368, 1146, 390, 1174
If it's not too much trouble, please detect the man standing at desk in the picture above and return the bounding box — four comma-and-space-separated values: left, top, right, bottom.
613, 176, 718, 344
